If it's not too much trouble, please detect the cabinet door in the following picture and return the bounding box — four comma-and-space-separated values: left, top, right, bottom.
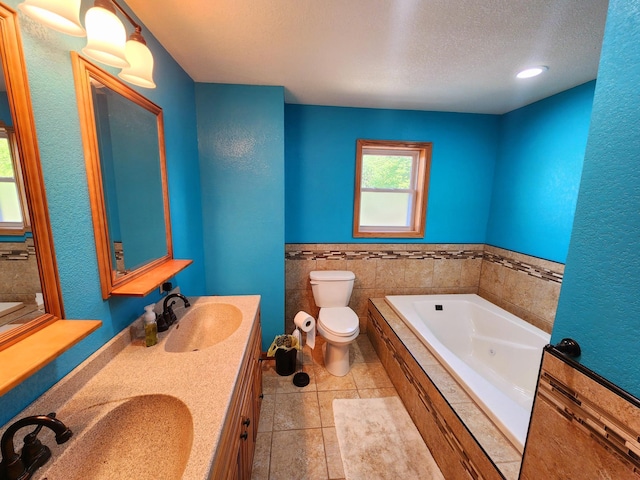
239, 383, 255, 478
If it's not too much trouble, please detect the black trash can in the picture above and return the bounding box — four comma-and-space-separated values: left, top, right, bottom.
275, 347, 297, 376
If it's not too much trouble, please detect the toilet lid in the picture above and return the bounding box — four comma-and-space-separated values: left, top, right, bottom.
318, 307, 359, 336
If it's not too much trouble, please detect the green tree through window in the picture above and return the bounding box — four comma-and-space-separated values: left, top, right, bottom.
361, 155, 412, 189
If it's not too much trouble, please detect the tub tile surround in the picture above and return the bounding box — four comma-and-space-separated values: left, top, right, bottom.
0, 238, 41, 306
367, 298, 522, 480
521, 350, 640, 479
285, 243, 564, 335
0, 295, 261, 480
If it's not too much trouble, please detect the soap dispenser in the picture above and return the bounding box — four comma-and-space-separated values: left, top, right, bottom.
143, 304, 158, 347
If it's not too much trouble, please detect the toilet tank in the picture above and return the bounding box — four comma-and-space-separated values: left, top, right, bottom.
309, 270, 355, 307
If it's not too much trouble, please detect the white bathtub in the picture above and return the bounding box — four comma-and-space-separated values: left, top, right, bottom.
384, 294, 549, 452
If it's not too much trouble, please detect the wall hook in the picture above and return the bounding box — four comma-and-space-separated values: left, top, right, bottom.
554, 338, 581, 358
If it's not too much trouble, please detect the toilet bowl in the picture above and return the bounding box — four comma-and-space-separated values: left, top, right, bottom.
316, 307, 360, 376
309, 271, 360, 377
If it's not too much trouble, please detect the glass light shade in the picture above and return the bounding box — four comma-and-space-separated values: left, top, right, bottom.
118, 39, 156, 88
82, 6, 129, 68
18, 0, 85, 36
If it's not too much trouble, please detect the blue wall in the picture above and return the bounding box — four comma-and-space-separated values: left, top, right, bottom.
0, 0, 204, 425
487, 81, 596, 263
285, 105, 500, 243
552, 0, 640, 398
195, 84, 285, 350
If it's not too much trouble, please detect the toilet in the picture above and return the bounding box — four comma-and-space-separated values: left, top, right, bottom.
309, 270, 360, 376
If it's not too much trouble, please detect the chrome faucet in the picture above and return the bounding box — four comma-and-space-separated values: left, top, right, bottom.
0, 413, 72, 480
159, 293, 190, 330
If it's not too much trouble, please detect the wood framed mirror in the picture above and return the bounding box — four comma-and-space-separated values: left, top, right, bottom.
0, 3, 64, 351
71, 53, 190, 300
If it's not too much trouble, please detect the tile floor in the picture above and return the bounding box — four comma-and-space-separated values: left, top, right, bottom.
251, 334, 408, 479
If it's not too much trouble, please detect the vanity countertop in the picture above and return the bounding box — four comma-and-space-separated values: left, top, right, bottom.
2, 294, 261, 480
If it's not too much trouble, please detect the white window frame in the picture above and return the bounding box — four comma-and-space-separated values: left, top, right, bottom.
353, 139, 431, 238
0, 125, 30, 235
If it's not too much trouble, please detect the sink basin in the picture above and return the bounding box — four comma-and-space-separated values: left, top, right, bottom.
164, 303, 242, 353
40, 394, 193, 480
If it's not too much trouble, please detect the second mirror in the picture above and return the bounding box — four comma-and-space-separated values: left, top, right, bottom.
72, 52, 190, 299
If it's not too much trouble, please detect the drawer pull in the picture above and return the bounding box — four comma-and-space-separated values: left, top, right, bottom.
240, 431, 248, 440
242, 418, 251, 427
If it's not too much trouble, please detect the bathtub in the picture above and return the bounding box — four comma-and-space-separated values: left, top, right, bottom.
384, 294, 549, 452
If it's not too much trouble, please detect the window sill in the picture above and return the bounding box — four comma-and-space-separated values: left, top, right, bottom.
0, 319, 102, 396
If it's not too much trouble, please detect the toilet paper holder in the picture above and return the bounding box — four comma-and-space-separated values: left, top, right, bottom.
292, 325, 310, 387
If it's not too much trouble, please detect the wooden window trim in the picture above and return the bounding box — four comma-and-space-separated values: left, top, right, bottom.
353, 139, 432, 238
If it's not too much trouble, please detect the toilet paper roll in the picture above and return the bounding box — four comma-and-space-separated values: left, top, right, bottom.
294, 310, 316, 350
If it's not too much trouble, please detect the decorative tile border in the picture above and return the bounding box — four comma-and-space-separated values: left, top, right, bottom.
286, 248, 484, 261
285, 245, 563, 284
538, 370, 640, 475
0, 239, 35, 262
483, 252, 563, 284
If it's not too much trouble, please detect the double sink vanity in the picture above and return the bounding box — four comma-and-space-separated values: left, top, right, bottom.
2, 295, 262, 480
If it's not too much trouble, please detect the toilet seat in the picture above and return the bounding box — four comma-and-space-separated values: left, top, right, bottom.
318, 307, 359, 337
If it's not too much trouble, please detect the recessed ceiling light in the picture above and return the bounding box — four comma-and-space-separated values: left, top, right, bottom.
516, 66, 549, 79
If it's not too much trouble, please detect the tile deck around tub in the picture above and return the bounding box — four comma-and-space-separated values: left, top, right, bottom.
252, 334, 423, 480
369, 298, 522, 480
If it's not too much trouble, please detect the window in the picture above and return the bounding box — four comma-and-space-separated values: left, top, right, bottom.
0, 125, 29, 234
353, 139, 431, 238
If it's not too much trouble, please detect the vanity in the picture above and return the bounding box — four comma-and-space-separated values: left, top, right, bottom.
2, 295, 262, 480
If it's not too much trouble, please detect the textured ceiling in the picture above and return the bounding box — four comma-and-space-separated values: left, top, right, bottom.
125, 0, 609, 114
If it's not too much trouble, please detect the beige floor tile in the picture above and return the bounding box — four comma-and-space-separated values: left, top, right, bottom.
276, 364, 317, 393
317, 390, 360, 427
258, 394, 275, 433
350, 363, 394, 389
251, 431, 272, 479
322, 427, 346, 479
313, 364, 357, 391
269, 428, 328, 479
350, 335, 380, 364
301, 345, 315, 365
356, 387, 398, 398
273, 392, 322, 431
262, 362, 280, 395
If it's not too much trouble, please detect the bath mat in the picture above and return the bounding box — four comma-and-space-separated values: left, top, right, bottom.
333, 396, 444, 479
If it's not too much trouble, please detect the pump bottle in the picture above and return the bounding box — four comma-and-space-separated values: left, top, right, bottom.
143, 304, 158, 347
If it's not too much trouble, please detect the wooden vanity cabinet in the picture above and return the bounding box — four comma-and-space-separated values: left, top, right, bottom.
211, 313, 263, 480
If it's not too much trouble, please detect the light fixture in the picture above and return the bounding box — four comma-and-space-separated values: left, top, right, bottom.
118, 27, 156, 88
84, 0, 155, 87
82, 0, 129, 69
516, 66, 549, 79
18, 0, 85, 36
19, 0, 156, 88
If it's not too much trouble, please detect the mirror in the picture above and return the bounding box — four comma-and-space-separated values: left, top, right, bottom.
71, 52, 177, 299
0, 3, 64, 350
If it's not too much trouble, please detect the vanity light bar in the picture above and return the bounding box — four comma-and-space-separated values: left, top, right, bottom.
17, 0, 155, 88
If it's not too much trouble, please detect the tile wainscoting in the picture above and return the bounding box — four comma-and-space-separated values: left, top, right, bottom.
521, 348, 640, 479
285, 244, 563, 335
0, 238, 40, 305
